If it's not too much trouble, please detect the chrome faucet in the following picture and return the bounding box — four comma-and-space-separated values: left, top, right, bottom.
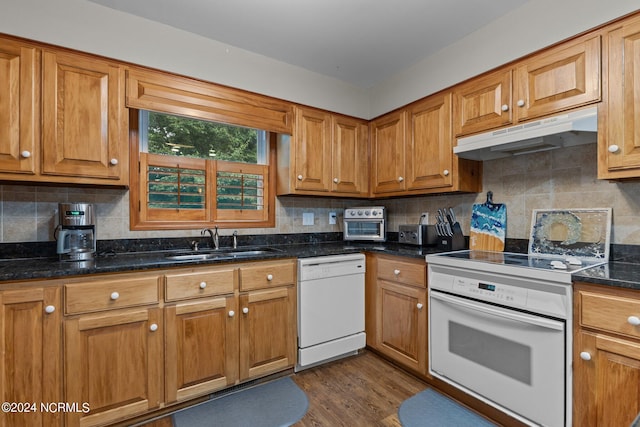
201, 226, 220, 250
232, 230, 238, 249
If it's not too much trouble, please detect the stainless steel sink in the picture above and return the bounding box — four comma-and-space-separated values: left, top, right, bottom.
165, 252, 231, 261
164, 247, 281, 261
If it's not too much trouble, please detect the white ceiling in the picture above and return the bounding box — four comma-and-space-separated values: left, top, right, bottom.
88, 0, 529, 88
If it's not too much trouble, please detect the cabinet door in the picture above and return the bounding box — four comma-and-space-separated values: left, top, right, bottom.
42, 50, 126, 182
332, 115, 369, 195
453, 69, 512, 136
293, 106, 332, 192
371, 111, 407, 194
165, 296, 238, 403
239, 287, 296, 380
406, 93, 453, 190
64, 307, 163, 427
515, 36, 601, 121
0, 287, 61, 427
600, 16, 640, 178
0, 38, 38, 175
376, 280, 427, 375
574, 331, 640, 427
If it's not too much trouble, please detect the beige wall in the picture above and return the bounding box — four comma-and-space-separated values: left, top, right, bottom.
3, 143, 639, 246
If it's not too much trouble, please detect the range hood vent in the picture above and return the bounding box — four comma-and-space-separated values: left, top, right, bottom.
454, 106, 598, 161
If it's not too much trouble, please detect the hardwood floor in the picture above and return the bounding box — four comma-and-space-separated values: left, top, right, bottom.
292, 350, 427, 426
136, 350, 427, 427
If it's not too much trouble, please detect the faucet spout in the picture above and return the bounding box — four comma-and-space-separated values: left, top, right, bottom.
201, 226, 220, 250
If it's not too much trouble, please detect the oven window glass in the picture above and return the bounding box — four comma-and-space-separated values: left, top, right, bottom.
449, 321, 532, 385
345, 222, 382, 237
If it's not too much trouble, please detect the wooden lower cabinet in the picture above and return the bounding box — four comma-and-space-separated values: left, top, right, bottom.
0, 286, 62, 427
376, 280, 427, 375
165, 295, 238, 403
239, 286, 296, 380
573, 282, 640, 426
64, 306, 163, 427
366, 253, 428, 376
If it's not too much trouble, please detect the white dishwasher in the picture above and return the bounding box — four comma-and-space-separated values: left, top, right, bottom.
296, 253, 366, 371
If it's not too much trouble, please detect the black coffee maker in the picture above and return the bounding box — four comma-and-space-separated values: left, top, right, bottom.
55, 203, 96, 261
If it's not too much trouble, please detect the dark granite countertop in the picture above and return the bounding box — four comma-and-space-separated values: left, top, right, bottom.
3, 232, 640, 292
572, 256, 640, 291
0, 241, 438, 283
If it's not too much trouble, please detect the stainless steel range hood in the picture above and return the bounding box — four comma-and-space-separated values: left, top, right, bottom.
454, 106, 597, 161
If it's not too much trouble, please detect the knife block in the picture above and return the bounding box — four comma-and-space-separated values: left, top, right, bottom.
436, 223, 466, 251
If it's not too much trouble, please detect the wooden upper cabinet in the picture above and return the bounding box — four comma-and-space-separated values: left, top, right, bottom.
370, 110, 407, 194
0, 37, 39, 175
454, 35, 601, 137
293, 106, 332, 192
453, 69, 512, 137
406, 93, 453, 190
599, 15, 640, 179
277, 106, 368, 197
332, 115, 369, 195
42, 50, 127, 183
515, 35, 601, 121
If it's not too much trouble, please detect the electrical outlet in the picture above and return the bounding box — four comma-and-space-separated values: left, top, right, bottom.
329, 211, 337, 225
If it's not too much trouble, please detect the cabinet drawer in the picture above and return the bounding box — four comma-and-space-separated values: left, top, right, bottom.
580, 290, 640, 339
239, 260, 296, 291
65, 275, 160, 314
165, 268, 236, 301
377, 257, 426, 288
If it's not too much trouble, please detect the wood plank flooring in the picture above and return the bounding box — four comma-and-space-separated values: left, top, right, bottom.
292, 350, 427, 426
137, 350, 428, 427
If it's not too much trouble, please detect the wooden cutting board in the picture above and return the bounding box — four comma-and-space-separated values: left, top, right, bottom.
469, 192, 507, 251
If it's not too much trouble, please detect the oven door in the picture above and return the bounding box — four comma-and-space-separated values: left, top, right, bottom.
343, 219, 385, 241
429, 290, 565, 427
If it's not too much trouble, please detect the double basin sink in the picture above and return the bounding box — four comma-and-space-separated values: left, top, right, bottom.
165, 247, 282, 261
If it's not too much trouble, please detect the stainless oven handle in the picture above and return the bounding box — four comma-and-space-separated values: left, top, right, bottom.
430, 290, 564, 331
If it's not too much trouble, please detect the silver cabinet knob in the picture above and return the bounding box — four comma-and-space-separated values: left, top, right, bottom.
45, 305, 55, 314
243, 307, 249, 314
628, 315, 640, 326
394, 269, 400, 276
110, 158, 119, 165
501, 104, 509, 112
608, 145, 620, 153
228, 310, 235, 318
297, 175, 303, 180
333, 177, 339, 183
580, 351, 592, 361
266, 274, 273, 281
199, 281, 207, 289
20, 150, 31, 158
398, 176, 404, 182
517, 99, 525, 107
443, 169, 449, 176
110, 291, 120, 300
417, 303, 424, 310
149, 323, 158, 332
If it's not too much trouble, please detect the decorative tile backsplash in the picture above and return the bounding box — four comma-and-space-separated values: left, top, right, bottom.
2, 144, 640, 245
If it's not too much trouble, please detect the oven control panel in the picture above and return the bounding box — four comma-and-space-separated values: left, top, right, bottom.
452, 277, 528, 306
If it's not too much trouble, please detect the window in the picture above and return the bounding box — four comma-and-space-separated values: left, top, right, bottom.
130, 110, 275, 230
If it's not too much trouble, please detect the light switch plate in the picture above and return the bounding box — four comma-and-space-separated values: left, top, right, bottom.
302, 212, 314, 226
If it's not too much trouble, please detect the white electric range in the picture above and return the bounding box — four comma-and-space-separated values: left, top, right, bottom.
426, 208, 611, 427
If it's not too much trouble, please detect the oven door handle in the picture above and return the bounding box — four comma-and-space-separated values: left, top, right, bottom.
430, 291, 564, 331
